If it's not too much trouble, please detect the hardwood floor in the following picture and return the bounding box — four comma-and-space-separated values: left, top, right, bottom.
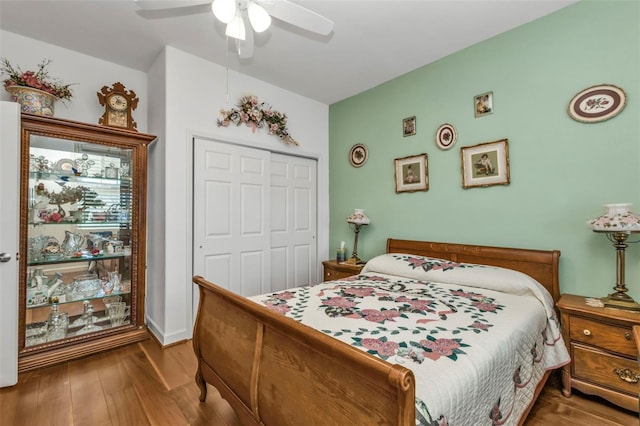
1, 339, 637, 425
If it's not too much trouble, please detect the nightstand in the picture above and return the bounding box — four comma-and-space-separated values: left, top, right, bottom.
322, 260, 365, 281
557, 294, 640, 412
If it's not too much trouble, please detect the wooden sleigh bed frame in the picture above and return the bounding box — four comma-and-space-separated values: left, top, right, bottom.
192, 238, 561, 425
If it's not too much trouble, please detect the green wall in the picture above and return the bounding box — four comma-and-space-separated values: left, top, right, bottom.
328, 0, 640, 300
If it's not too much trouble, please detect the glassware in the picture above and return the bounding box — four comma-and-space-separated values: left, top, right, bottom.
25, 321, 48, 347
29, 235, 48, 261
108, 271, 121, 293
76, 303, 101, 335
107, 302, 129, 327
46, 304, 69, 342
72, 273, 101, 299
61, 231, 85, 256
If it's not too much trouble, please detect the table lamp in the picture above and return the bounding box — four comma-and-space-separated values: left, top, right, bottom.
345, 209, 370, 265
587, 203, 640, 311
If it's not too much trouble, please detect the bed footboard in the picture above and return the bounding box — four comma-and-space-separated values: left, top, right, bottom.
192, 275, 416, 425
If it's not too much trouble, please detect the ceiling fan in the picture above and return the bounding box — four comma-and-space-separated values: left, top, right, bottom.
134, 0, 334, 58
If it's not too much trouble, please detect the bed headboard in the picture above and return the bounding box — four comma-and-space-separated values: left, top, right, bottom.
386, 238, 561, 302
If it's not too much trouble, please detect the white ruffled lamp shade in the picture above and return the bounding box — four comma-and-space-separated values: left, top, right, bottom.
346, 209, 371, 226
587, 203, 640, 232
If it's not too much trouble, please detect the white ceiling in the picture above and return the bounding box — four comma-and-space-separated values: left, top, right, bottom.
0, 0, 579, 105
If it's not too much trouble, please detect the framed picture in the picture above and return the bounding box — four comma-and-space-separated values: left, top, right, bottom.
474, 91, 493, 117
403, 116, 416, 137
394, 153, 428, 193
568, 84, 626, 123
461, 139, 509, 189
348, 143, 368, 167
435, 123, 457, 150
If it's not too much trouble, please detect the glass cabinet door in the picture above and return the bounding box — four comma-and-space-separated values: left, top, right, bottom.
18, 114, 155, 370
25, 136, 133, 345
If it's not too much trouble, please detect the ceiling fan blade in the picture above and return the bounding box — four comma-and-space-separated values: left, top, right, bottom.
261, 0, 334, 35
134, 1, 210, 10
236, 13, 255, 58
135, 2, 212, 19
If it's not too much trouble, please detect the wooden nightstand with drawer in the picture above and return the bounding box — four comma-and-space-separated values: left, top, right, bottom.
557, 294, 640, 412
322, 260, 365, 281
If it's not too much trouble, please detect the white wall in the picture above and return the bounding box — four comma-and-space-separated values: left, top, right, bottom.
0, 31, 149, 131
146, 46, 329, 344
0, 31, 329, 347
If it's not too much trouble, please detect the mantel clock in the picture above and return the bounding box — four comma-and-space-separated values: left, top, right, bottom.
97, 82, 138, 131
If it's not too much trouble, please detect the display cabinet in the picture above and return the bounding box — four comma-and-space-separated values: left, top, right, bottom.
18, 113, 156, 372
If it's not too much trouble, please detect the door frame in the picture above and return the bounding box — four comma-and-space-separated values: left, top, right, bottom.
186, 129, 326, 328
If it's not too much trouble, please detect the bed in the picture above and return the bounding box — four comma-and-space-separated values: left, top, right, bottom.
192, 238, 570, 425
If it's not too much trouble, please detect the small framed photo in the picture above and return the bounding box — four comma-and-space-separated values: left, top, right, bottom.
394, 153, 428, 193
403, 116, 416, 137
461, 139, 509, 189
474, 91, 493, 118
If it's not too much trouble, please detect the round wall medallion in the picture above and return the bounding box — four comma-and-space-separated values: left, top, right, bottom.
568, 84, 626, 123
349, 144, 368, 167
435, 123, 457, 150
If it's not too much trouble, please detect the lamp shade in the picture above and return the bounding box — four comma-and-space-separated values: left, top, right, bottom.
587, 203, 640, 232
212, 0, 236, 24
346, 209, 371, 225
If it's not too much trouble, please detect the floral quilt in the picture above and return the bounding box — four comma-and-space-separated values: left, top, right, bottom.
250, 254, 570, 426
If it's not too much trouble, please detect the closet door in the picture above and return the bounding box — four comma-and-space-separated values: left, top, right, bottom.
193, 139, 319, 304
270, 154, 317, 291
193, 139, 271, 297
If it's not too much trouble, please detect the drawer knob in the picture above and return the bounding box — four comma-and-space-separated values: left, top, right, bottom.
583, 329, 591, 336
613, 367, 640, 384
625, 331, 631, 340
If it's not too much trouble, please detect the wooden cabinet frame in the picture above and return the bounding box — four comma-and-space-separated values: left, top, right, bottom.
18, 113, 156, 372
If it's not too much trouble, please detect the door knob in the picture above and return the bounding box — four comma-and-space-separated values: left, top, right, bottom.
0, 252, 12, 263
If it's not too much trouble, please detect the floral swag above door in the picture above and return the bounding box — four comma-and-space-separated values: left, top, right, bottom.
217, 95, 299, 146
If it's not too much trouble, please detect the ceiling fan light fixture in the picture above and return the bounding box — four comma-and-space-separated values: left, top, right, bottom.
247, 2, 271, 33
211, 0, 236, 24
225, 13, 246, 40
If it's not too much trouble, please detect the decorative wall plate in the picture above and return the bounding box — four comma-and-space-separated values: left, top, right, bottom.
54, 158, 78, 174
349, 144, 368, 167
435, 123, 457, 150
568, 84, 626, 123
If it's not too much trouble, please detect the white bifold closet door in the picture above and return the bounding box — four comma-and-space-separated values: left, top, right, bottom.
193, 138, 317, 303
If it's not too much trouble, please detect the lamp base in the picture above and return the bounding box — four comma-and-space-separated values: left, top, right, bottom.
343, 256, 365, 265
602, 293, 640, 311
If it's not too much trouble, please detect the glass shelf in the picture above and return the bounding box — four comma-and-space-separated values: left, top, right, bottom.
28, 220, 128, 227
26, 288, 132, 310
27, 252, 128, 266
29, 171, 132, 186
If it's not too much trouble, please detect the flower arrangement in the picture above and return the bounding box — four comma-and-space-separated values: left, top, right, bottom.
217, 95, 299, 146
1, 58, 73, 100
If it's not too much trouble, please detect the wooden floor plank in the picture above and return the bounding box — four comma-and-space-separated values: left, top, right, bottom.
525, 372, 637, 425
2, 340, 636, 426
0, 370, 35, 426
34, 363, 73, 426
98, 347, 151, 426
139, 338, 193, 391
68, 351, 113, 426
123, 349, 191, 425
